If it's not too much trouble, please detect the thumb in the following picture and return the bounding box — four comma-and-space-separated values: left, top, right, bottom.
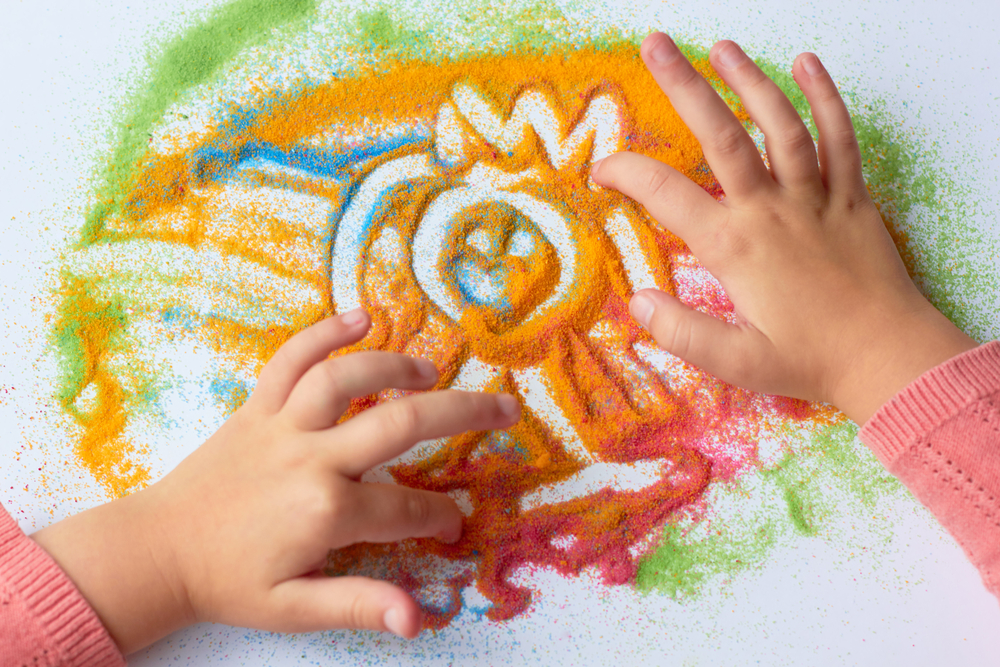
630, 289, 774, 389
269, 575, 423, 638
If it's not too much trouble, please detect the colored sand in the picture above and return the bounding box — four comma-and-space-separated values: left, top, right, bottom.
51, 0, 997, 626
82, 0, 317, 245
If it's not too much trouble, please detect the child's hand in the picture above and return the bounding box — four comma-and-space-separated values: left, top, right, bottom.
591, 32, 978, 424
33, 310, 520, 653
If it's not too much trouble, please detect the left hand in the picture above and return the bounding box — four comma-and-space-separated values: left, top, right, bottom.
33, 309, 520, 653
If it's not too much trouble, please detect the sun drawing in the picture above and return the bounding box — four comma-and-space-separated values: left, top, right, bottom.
327, 77, 715, 622
58, 47, 819, 626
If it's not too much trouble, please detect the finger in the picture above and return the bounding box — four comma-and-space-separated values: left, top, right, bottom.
284, 353, 439, 431
630, 289, 777, 391
708, 41, 822, 194
328, 391, 520, 478
791, 52, 868, 198
591, 152, 723, 250
348, 483, 463, 544
640, 32, 770, 200
251, 309, 371, 413
268, 576, 422, 638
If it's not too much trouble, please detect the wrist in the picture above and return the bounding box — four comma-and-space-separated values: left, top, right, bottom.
31, 486, 194, 654
829, 301, 979, 425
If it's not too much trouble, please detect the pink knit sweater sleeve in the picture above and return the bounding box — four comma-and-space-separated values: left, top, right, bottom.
0, 504, 125, 667
860, 340, 1000, 599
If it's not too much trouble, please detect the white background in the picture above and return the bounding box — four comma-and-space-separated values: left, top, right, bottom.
2, 0, 1000, 665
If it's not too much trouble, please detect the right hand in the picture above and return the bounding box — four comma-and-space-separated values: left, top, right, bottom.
591, 32, 977, 424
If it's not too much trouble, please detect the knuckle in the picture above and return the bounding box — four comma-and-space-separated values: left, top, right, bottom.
712, 124, 749, 157
385, 399, 420, 437
839, 193, 877, 218
672, 62, 703, 90
827, 124, 859, 149
346, 592, 370, 629
656, 313, 694, 360
817, 85, 846, 109
839, 194, 861, 214
644, 166, 677, 205
406, 493, 433, 530
742, 69, 772, 94
778, 127, 816, 155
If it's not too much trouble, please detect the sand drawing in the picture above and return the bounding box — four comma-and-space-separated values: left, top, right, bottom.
54, 2, 991, 627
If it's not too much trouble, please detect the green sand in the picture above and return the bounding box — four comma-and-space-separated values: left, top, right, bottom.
60, 0, 997, 601
81, 0, 316, 245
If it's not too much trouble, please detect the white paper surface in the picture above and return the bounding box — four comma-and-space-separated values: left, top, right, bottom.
2, 1, 1000, 665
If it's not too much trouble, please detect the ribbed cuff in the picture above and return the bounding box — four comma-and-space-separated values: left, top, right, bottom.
0, 507, 126, 667
859, 341, 1000, 467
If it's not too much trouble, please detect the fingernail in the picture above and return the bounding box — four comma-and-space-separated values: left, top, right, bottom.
383, 608, 407, 638
716, 42, 746, 70
802, 53, 825, 77
341, 308, 366, 326
630, 293, 655, 328
437, 520, 463, 544
497, 394, 520, 420
646, 33, 679, 64
415, 358, 438, 381
590, 158, 604, 178
436, 530, 460, 545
